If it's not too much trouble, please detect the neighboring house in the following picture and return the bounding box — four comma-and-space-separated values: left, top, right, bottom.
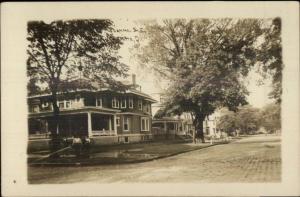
203, 110, 223, 138
152, 94, 226, 139
28, 74, 156, 146
152, 117, 182, 139
179, 112, 195, 136
152, 94, 195, 139
152, 113, 194, 139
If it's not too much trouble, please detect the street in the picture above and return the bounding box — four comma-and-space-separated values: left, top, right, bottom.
28, 135, 281, 183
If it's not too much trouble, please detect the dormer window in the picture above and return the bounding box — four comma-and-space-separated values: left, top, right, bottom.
121, 99, 126, 108
138, 100, 142, 110
129, 98, 133, 108
96, 98, 102, 108
112, 97, 119, 108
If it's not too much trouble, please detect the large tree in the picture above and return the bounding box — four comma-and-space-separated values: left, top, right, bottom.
217, 110, 237, 135
235, 105, 261, 134
27, 20, 129, 140
218, 105, 263, 135
133, 19, 266, 142
260, 103, 281, 133
257, 18, 282, 103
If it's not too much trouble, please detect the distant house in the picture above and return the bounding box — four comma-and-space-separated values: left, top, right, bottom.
203, 112, 220, 137
151, 93, 195, 139
152, 94, 227, 139
204, 109, 234, 138
27, 74, 157, 145
152, 113, 194, 139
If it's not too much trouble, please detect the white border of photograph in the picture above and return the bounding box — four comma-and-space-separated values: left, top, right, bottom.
1, 2, 299, 196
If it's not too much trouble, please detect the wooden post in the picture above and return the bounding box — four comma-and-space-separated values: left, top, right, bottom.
56, 124, 59, 135
114, 115, 117, 136
87, 112, 92, 137
164, 121, 167, 139
45, 120, 49, 138
109, 116, 112, 135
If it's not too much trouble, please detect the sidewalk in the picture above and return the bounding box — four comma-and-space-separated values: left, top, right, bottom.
28, 139, 232, 167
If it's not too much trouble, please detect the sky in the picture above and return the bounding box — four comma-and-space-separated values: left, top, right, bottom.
113, 19, 274, 109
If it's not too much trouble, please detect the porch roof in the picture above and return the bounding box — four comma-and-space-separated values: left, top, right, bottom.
152, 117, 182, 123
28, 107, 120, 118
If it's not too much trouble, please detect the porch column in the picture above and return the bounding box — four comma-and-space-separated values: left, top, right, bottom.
67, 117, 71, 136
56, 124, 59, 135
164, 121, 167, 133
87, 112, 92, 137
114, 115, 117, 136
45, 120, 48, 133
109, 116, 112, 135
45, 120, 49, 138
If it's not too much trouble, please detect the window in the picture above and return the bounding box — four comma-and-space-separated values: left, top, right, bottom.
138, 100, 142, 110
129, 98, 133, 108
58, 101, 64, 109
91, 113, 109, 131
124, 136, 129, 143
116, 117, 120, 127
112, 97, 119, 108
123, 117, 129, 131
141, 117, 149, 131
146, 104, 150, 113
121, 99, 126, 108
31, 105, 39, 113
41, 102, 49, 108
96, 98, 102, 108
65, 101, 71, 108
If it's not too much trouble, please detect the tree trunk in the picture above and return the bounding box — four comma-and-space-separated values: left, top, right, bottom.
51, 90, 60, 136
49, 89, 62, 156
194, 113, 206, 143
190, 113, 196, 144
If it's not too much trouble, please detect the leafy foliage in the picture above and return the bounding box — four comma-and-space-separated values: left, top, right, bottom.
217, 104, 280, 135
257, 18, 282, 103
217, 110, 237, 134
133, 19, 265, 142
260, 103, 281, 133
27, 19, 129, 96
235, 105, 261, 134
27, 19, 129, 139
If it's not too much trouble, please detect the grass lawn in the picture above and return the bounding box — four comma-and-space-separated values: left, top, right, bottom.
28, 139, 228, 166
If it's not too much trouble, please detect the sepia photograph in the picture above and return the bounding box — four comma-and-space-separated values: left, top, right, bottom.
1, 2, 299, 196
26, 17, 282, 184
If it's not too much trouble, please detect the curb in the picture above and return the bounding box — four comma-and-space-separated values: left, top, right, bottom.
29, 141, 231, 167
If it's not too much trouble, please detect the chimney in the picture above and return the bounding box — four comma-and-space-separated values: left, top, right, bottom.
132, 74, 136, 86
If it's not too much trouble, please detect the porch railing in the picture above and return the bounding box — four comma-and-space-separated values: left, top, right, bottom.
29, 132, 51, 139
92, 130, 116, 136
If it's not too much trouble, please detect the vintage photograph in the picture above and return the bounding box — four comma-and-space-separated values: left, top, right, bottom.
1, 2, 299, 197
26, 17, 282, 183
